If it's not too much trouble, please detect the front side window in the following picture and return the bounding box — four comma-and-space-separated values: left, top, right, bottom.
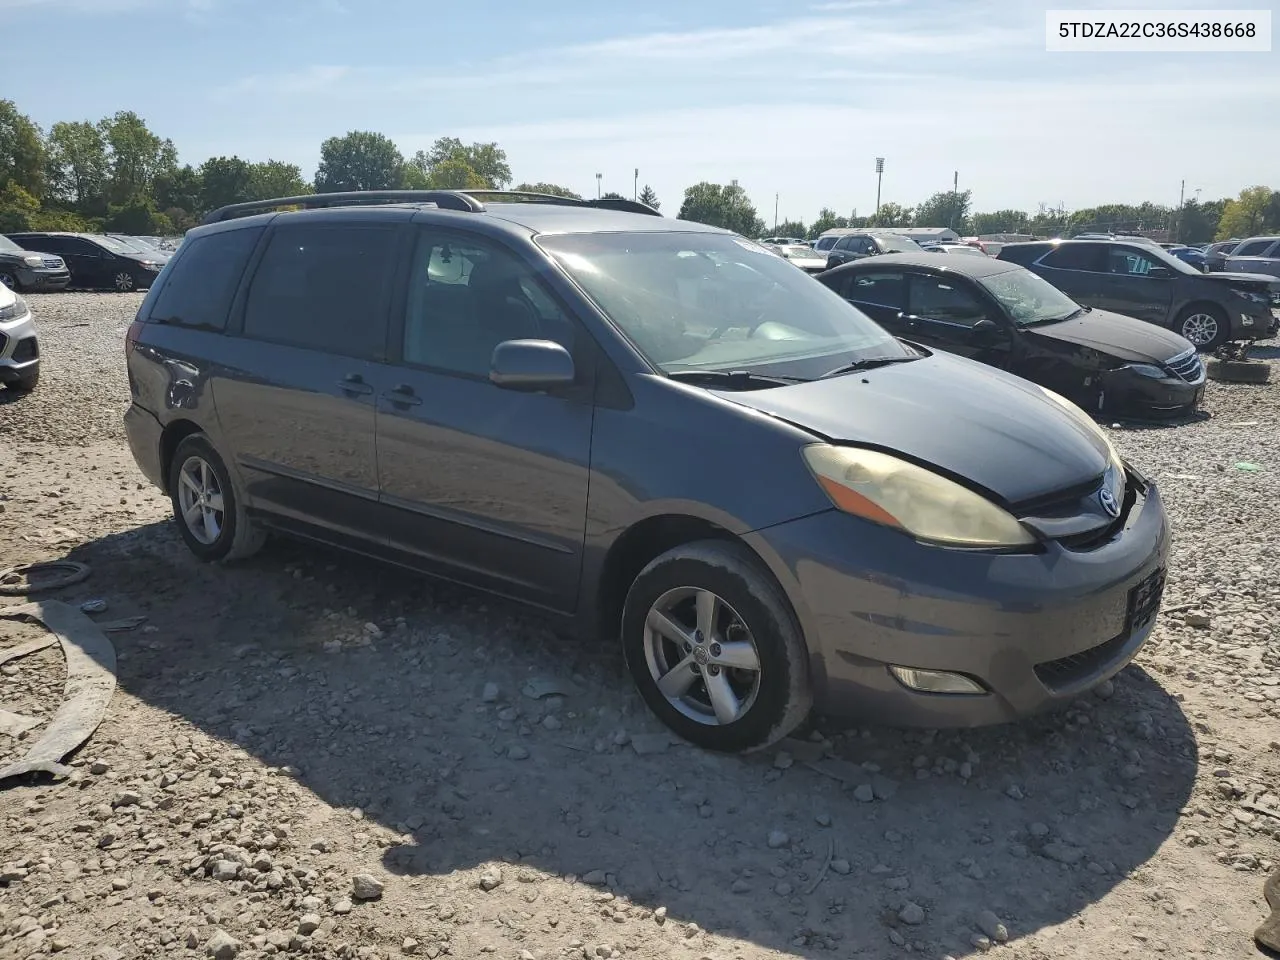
149, 227, 262, 331
540, 231, 910, 379
242, 223, 397, 359
908, 275, 989, 326
875, 235, 921, 254
402, 230, 574, 378
814, 236, 837, 251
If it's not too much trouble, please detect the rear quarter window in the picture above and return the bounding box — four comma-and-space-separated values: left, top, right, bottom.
147, 227, 263, 331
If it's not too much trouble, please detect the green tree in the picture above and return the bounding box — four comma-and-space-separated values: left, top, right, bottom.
249, 160, 308, 200
0, 181, 40, 232
315, 131, 405, 192
154, 164, 202, 215
1216, 185, 1274, 239
0, 100, 45, 198
45, 120, 110, 212
808, 208, 849, 238
418, 137, 512, 188
774, 219, 806, 238
601, 191, 626, 200
678, 182, 764, 236
1175, 198, 1226, 244
100, 111, 177, 205
638, 184, 659, 209
868, 202, 912, 228
515, 182, 582, 199
199, 156, 254, 213
105, 194, 173, 235
912, 189, 971, 231
969, 209, 1031, 235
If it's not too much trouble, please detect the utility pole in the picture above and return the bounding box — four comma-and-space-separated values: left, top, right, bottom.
874, 157, 884, 218
949, 170, 959, 231
634, 168, 639, 201
1175, 178, 1185, 242
595, 173, 602, 199
774, 194, 779, 233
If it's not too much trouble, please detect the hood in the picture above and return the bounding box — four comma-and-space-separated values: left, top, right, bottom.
1202, 270, 1279, 288
722, 351, 1109, 506
0, 281, 16, 311
1024, 308, 1192, 363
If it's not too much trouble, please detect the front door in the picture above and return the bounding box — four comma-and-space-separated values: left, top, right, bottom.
372, 227, 594, 612
837, 269, 908, 331
904, 272, 1012, 365
1100, 245, 1175, 325
42, 237, 107, 288
212, 219, 402, 545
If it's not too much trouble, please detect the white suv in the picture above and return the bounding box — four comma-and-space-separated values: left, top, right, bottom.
0, 283, 39, 393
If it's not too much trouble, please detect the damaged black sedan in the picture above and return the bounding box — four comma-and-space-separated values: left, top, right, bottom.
819, 253, 1204, 420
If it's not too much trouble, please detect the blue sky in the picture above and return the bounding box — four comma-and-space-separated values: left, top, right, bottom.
2, 0, 1276, 224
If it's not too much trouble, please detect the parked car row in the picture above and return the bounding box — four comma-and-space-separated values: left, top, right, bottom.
117, 187, 1171, 752
0, 231, 173, 292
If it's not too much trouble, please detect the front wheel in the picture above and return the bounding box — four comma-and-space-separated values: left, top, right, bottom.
1176, 304, 1228, 351
621, 540, 812, 752
113, 271, 136, 292
0, 271, 17, 292
168, 435, 265, 562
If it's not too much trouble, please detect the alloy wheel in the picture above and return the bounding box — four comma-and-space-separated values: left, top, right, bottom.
176, 456, 225, 545
114, 272, 135, 292
1181, 312, 1219, 347
642, 586, 762, 725
0, 273, 15, 291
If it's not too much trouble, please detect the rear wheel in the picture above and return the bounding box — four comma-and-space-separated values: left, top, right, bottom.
168, 435, 265, 562
1206, 358, 1271, 384
1176, 304, 1228, 351
621, 540, 811, 752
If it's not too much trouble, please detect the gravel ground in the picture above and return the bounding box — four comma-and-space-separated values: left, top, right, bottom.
1, 292, 1278, 960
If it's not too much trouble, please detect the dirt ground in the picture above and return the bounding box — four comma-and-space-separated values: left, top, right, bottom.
1, 292, 1278, 960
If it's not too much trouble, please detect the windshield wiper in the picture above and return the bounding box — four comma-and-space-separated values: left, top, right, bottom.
666, 369, 809, 389
1022, 307, 1085, 327
819, 355, 920, 379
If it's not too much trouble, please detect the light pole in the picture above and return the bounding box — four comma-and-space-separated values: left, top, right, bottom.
874, 157, 884, 219
950, 170, 959, 231
596, 173, 602, 199
634, 168, 639, 201
774, 193, 779, 233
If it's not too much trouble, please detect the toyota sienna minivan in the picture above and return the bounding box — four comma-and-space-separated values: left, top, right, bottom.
124, 189, 1169, 752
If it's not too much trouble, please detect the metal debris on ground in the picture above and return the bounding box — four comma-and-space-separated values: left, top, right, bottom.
0, 601, 116, 783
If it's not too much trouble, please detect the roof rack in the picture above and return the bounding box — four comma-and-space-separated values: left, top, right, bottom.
200, 188, 664, 226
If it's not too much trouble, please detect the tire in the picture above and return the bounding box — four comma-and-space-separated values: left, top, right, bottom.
1206, 357, 1271, 384
0, 271, 17, 292
1175, 304, 1229, 351
168, 434, 265, 562
8, 366, 39, 393
113, 271, 136, 292
621, 539, 812, 752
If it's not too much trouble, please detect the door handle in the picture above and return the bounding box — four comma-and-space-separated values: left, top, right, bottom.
383, 384, 423, 406
336, 374, 374, 395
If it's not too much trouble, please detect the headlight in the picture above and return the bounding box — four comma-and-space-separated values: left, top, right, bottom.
1037, 386, 1122, 471
801, 444, 1035, 548
140, 261, 162, 271
1232, 289, 1269, 304
0, 296, 30, 322
1124, 363, 1169, 379
22, 254, 43, 267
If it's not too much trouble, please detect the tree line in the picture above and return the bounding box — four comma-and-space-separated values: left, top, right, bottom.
2, 98, 1276, 243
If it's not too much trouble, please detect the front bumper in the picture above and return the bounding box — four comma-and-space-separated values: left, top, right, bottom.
1230, 304, 1280, 341
749, 477, 1169, 727
0, 310, 40, 382
1102, 368, 1204, 419
19, 266, 72, 291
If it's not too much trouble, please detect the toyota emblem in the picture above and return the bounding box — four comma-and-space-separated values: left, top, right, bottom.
1098, 487, 1120, 518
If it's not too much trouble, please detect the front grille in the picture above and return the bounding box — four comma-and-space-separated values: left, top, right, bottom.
1033, 567, 1164, 692
41, 257, 63, 270
11, 337, 37, 362
1166, 349, 1202, 382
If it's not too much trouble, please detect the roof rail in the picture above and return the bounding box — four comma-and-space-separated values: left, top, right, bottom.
459, 190, 662, 217
200, 190, 486, 225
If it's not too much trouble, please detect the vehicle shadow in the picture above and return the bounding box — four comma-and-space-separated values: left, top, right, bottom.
13, 520, 1199, 958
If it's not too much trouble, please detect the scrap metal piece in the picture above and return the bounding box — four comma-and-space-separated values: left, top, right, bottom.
0, 601, 116, 783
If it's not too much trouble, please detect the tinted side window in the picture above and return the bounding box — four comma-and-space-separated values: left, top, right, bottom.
908, 276, 988, 326
242, 224, 398, 359
1039, 243, 1105, 272
402, 230, 574, 378
1233, 239, 1272, 257
1108, 248, 1161, 276
20, 235, 62, 253
845, 271, 906, 309
148, 227, 262, 331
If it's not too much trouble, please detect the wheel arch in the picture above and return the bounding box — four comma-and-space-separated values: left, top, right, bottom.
159, 419, 207, 486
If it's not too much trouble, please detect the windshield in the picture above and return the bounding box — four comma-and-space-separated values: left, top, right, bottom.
110, 235, 156, 253
92, 234, 134, 254
877, 235, 922, 253
0, 236, 22, 254
814, 236, 838, 251
780, 244, 818, 258
1138, 243, 1202, 276
979, 266, 1083, 326
539, 231, 911, 378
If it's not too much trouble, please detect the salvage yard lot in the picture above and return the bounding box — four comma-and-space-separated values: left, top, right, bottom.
1, 291, 1279, 960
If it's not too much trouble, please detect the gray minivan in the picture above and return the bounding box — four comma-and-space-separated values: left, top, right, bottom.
125, 190, 1168, 752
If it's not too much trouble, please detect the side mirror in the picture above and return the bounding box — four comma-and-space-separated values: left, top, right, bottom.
490, 339, 575, 391
971, 318, 1005, 342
